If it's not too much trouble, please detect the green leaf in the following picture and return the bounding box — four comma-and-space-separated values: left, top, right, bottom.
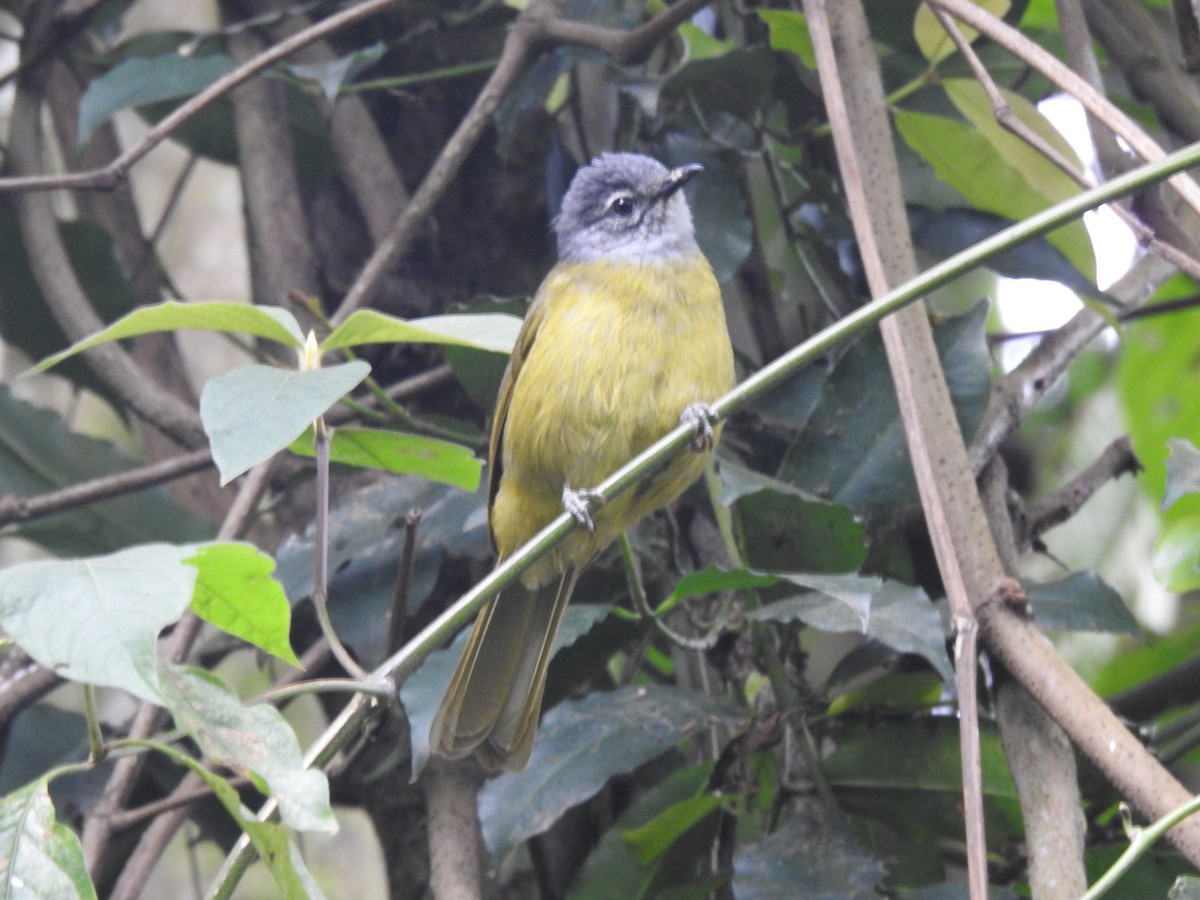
719, 462, 867, 574
139, 739, 327, 899
732, 805, 884, 899
777, 303, 990, 520
895, 89, 1094, 280
621, 794, 725, 864
1026, 572, 1140, 634
185, 543, 300, 666
0, 777, 96, 900
757, 10, 815, 67
200, 361, 371, 484
284, 43, 385, 101
156, 664, 335, 833
822, 719, 1022, 842
569, 764, 714, 900
288, 426, 482, 491
663, 565, 778, 607
0, 388, 212, 556
914, 0, 1010, 64
29, 301, 305, 374
78, 52, 235, 147
748, 573, 877, 630
1164, 438, 1200, 510
0, 543, 200, 702
479, 685, 747, 862
320, 310, 522, 354
1118, 306, 1200, 523
1154, 515, 1200, 593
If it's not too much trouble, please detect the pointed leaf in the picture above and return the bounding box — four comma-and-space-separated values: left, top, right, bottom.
0, 544, 200, 701
200, 361, 370, 484
139, 739, 327, 899
664, 566, 778, 607
0, 777, 96, 899
479, 685, 746, 861
1026, 572, 1140, 634
320, 310, 521, 354
914, 0, 1010, 64
288, 426, 482, 491
621, 794, 725, 864
157, 664, 335, 833
79, 52, 235, 146
29, 301, 305, 373
284, 43, 385, 101
186, 543, 300, 666
748, 573, 877, 631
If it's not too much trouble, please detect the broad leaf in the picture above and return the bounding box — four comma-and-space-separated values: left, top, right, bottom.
320, 310, 522, 354
156, 664, 335, 833
1164, 438, 1200, 510
479, 685, 746, 862
140, 739, 327, 899
78, 52, 235, 146
0, 388, 211, 556
0, 543, 200, 701
186, 542, 300, 665
914, 0, 1010, 64
0, 777, 96, 899
569, 764, 714, 900
757, 10, 815, 67
1026, 572, 1140, 634
289, 426, 482, 491
200, 360, 371, 484
30, 301, 305, 374
621, 793, 725, 864
732, 804, 884, 899
662, 565, 778, 609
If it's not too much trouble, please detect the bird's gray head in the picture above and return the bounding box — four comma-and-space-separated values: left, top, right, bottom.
554, 152, 702, 264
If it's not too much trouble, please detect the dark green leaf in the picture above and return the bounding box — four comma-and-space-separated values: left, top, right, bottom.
156, 664, 335, 833
777, 303, 990, 521
200, 361, 370, 484
0, 388, 212, 556
719, 462, 867, 573
479, 685, 747, 862
569, 764, 714, 900
1164, 438, 1200, 510
0, 706, 87, 794
0, 778, 96, 900
822, 719, 1022, 842
732, 803, 884, 899
288, 426, 482, 491
185, 542, 300, 665
78, 52, 235, 147
665, 566, 777, 607
621, 794, 725, 864
1026, 572, 1140, 634
0, 543, 200, 701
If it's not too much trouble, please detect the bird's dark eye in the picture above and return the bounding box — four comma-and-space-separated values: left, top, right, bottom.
608, 194, 636, 217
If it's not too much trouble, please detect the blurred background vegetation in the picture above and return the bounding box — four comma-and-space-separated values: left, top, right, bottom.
2, 0, 1200, 897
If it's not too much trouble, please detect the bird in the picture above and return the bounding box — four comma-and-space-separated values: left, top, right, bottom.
429, 152, 735, 771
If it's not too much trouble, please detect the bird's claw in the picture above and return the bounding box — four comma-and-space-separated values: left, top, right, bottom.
563, 484, 604, 533
680, 402, 720, 452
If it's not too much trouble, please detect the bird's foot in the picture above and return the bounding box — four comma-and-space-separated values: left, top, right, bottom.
680, 402, 721, 452
563, 484, 604, 533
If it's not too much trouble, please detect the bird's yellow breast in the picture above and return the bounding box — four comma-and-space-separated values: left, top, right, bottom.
489, 253, 734, 585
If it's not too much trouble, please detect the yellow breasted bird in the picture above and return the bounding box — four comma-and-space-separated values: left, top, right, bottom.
429, 152, 735, 771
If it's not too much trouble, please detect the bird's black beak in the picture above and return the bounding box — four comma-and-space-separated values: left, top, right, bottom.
655, 163, 703, 203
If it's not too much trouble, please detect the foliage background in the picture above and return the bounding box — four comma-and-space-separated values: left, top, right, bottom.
1, 0, 1199, 897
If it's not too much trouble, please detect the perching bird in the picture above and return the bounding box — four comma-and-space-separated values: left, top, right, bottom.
430, 152, 735, 771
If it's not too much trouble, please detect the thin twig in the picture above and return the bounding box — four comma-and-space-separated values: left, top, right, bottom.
1023, 435, 1141, 547
384, 509, 422, 656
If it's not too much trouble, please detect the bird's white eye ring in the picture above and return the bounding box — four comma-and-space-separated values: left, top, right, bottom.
607, 193, 636, 217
